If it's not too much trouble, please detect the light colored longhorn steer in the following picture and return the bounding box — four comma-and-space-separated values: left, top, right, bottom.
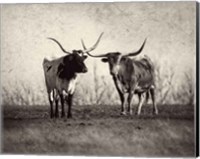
82, 38, 158, 115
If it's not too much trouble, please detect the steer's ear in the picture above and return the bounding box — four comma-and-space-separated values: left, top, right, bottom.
101, 58, 108, 63
83, 55, 88, 60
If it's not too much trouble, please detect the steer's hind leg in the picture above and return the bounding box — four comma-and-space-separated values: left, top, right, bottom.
137, 93, 145, 115
48, 93, 54, 118
150, 87, 158, 115
60, 94, 65, 118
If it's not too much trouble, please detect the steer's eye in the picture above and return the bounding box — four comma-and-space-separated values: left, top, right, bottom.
101, 58, 108, 63
83, 55, 87, 60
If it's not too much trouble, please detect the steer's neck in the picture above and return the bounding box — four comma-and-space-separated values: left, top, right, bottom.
58, 66, 77, 80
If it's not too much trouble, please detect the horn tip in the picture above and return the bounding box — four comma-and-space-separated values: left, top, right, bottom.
100, 32, 104, 37
47, 37, 53, 40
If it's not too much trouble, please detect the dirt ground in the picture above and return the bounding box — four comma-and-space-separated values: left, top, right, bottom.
2, 104, 195, 157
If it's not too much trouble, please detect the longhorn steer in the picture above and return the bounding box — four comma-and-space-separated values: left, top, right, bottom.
82, 38, 158, 115
43, 33, 103, 118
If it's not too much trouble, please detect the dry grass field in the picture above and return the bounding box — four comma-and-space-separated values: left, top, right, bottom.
2, 104, 195, 157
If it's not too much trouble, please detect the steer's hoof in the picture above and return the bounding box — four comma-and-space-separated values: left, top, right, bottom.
128, 111, 133, 115
153, 110, 158, 115
50, 114, 54, 118
61, 114, 65, 118
67, 114, 72, 118
120, 112, 127, 116
67, 115, 72, 119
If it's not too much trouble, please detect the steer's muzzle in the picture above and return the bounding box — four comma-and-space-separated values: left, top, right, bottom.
82, 67, 88, 73
110, 65, 120, 76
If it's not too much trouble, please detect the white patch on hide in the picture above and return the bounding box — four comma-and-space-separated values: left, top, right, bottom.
68, 77, 77, 94
50, 91, 54, 102
150, 85, 155, 89
62, 90, 68, 98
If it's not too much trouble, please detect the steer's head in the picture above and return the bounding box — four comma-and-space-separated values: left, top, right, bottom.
81, 38, 147, 76
63, 53, 88, 73
101, 52, 122, 76
48, 33, 104, 74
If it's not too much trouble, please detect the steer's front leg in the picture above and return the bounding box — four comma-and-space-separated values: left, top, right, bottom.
120, 93, 128, 115
112, 76, 128, 115
127, 92, 134, 115
55, 99, 59, 118
67, 94, 73, 118
60, 94, 65, 118
127, 82, 138, 115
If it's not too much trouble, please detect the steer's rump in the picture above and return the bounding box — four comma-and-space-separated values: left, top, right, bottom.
43, 58, 52, 73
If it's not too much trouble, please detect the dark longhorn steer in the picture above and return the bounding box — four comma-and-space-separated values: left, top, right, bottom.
43, 33, 103, 118
81, 38, 158, 115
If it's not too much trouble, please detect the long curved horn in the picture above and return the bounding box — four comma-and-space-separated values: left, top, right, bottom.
124, 38, 147, 57
82, 32, 104, 53
47, 37, 71, 54
81, 39, 108, 58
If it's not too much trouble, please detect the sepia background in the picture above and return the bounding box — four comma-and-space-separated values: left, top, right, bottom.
1, 2, 196, 156
1, 2, 196, 106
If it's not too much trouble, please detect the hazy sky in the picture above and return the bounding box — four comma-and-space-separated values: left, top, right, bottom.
1, 2, 196, 104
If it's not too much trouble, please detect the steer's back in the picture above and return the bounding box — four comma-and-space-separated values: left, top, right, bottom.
132, 55, 155, 90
